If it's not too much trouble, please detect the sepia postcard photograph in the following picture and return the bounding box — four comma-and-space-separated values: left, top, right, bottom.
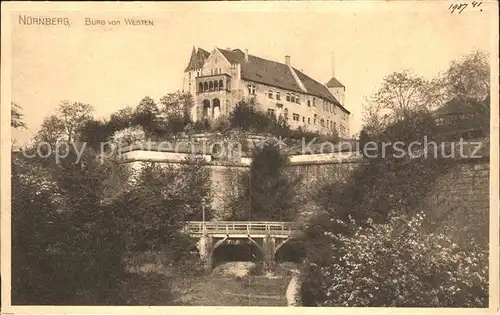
1, 1, 499, 314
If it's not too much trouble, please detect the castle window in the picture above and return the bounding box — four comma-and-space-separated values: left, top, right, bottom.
219, 79, 224, 90
295, 95, 300, 103
293, 113, 300, 121
199, 82, 203, 92
302, 117, 305, 123
286, 93, 291, 102
214, 80, 219, 90
313, 97, 316, 106
314, 114, 317, 125
267, 108, 275, 116
333, 122, 337, 130
209, 81, 214, 91
204, 82, 209, 91
248, 85, 256, 95
308, 117, 311, 124
268, 90, 274, 99
276, 92, 281, 100
307, 100, 311, 107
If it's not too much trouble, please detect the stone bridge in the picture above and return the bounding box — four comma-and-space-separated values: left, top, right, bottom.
185, 221, 299, 270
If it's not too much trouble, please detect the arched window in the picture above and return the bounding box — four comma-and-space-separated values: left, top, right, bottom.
219, 79, 224, 90
204, 82, 208, 91
276, 92, 281, 100
214, 80, 219, 90
209, 81, 214, 91
202, 99, 210, 118
199, 82, 203, 92
268, 90, 274, 99
212, 98, 221, 118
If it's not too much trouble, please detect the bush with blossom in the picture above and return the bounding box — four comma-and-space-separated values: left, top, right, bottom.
302, 212, 488, 307
111, 126, 146, 146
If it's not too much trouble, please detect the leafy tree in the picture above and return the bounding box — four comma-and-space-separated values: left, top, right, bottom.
11, 155, 61, 304
441, 50, 490, 102
228, 144, 300, 221
363, 70, 443, 135
58, 101, 94, 142
229, 97, 290, 137
11, 103, 26, 128
133, 96, 160, 134
35, 115, 66, 145
109, 106, 135, 131
78, 118, 113, 150
159, 91, 194, 123
35, 101, 94, 144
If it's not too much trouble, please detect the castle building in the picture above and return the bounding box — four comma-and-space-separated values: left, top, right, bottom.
183, 47, 351, 137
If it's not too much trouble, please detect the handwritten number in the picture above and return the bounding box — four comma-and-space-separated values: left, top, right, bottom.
449, 1, 482, 14
459, 3, 468, 13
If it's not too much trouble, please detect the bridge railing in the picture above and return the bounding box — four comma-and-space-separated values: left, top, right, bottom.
185, 221, 295, 235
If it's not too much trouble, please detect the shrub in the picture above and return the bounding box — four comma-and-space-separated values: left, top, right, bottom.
301, 213, 488, 307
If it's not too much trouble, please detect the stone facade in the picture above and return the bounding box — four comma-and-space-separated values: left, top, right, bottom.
183, 47, 351, 138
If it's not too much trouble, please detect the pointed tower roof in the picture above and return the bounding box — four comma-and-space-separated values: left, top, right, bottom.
326, 77, 345, 88
184, 47, 211, 72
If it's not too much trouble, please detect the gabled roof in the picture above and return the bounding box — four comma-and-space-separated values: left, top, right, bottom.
218, 48, 246, 64
184, 47, 211, 72
197, 47, 350, 114
434, 95, 487, 116
326, 77, 345, 88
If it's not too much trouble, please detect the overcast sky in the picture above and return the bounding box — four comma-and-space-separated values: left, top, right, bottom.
9, 1, 493, 144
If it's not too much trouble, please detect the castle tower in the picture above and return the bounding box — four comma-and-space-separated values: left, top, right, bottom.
183, 46, 210, 120
325, 52, 345, 106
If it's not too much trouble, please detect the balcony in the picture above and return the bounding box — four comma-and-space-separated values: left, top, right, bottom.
196, 73, 231, 94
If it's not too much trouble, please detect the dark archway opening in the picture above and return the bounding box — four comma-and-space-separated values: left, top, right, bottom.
212, 240, 264, 268
275, 239, 307, 263
202, 99, 210, 118
212, 98, 221, 118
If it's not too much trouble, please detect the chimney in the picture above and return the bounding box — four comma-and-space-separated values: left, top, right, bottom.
285, 55, 291, 65
245, 49, 249, 62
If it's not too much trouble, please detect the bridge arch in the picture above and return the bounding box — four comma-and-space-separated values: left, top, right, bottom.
212, 238, 264, 268
274, 238, 306, 263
